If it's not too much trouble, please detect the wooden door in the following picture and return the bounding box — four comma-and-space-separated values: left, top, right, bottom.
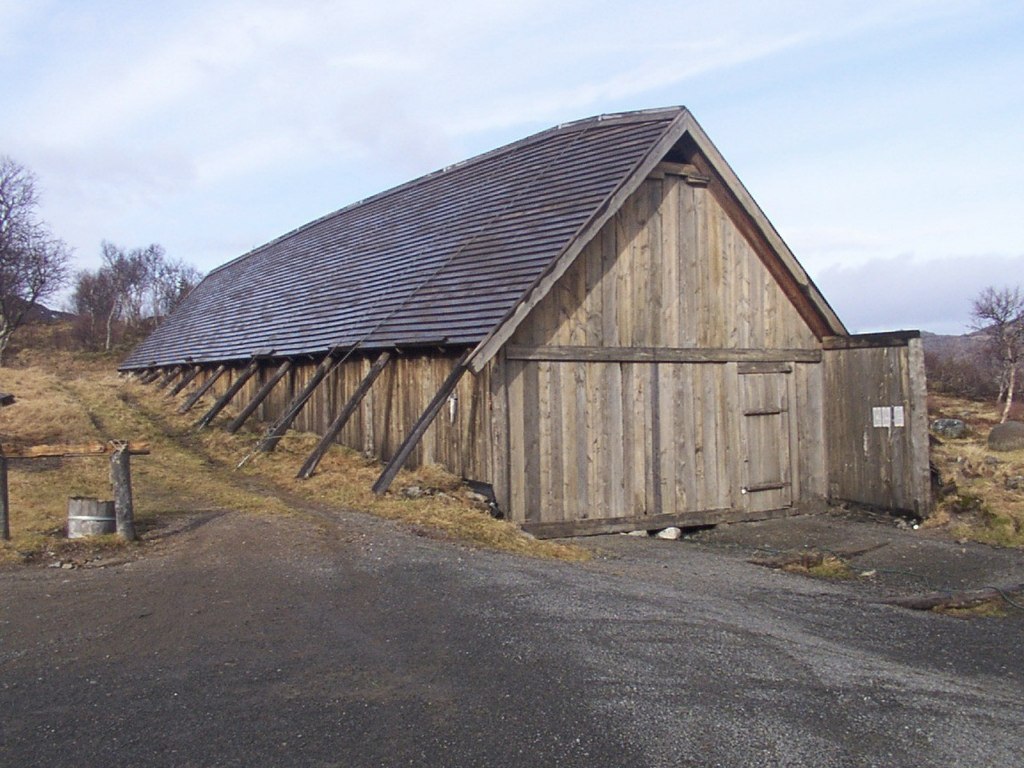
738, 367, 793, 513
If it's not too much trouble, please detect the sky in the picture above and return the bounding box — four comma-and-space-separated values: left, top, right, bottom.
1, 0, 1022, 335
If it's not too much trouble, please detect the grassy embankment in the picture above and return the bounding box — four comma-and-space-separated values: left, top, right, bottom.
926, 393, 1024, 547
0, 348, 585, 564
3, 344, 1023, 566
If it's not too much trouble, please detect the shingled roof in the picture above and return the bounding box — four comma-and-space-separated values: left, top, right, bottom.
121, 106, 844, 370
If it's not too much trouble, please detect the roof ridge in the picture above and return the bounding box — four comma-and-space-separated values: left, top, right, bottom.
205, 106, 686, 279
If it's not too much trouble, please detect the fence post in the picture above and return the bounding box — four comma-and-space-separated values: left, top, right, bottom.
110, 447, 136, 541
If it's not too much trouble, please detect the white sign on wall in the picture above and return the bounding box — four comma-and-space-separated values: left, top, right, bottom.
872, 405, 905, 428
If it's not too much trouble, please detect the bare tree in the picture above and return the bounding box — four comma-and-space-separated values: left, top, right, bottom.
0, 156, 71, 364
150, 258, 202, 319
71, 242, 202, 351
971, 285, 1024, 423
70, 268, 117, 349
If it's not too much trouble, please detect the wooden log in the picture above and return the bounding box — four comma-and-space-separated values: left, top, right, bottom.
822, 331, 920, 350
178, 364, 226, 414
882, 584, 1024, 611
139, 369, 162, 385
110, 448, 136, 541
194, 360, 260, 430
297, 351, 392, 479
168, 365, 201, 396
225, 360, 293, 434
156, 365, 183, 390
372, 351, 471, 494
0, 392, 15, 408
0, 441, 151, 458
258, 351, 344, 452
1, 457, 8, 540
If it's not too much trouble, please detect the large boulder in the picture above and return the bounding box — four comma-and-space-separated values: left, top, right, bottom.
930, 418, 967, 439
987, 421, 1024, 452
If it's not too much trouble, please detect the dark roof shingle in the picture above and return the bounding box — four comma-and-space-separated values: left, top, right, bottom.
121, 108, 683, 368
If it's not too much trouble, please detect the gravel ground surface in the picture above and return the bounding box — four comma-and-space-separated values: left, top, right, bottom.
2, 504, 1022, 768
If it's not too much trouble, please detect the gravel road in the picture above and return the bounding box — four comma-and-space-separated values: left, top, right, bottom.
2, 506, 1021, 767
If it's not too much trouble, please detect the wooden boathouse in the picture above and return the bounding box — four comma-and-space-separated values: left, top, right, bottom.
122, 107, 931, 537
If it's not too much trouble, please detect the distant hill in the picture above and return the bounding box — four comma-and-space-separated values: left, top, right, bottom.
24, 302, 75, 325
921, 330, 987, 359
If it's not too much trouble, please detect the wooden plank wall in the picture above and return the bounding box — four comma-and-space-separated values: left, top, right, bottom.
823, 339, 931, 515
187, 352, 494, 481
503, 172, 827, 527
512, 175, 819, 351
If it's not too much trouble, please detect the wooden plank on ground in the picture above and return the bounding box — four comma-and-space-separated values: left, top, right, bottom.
522, 505, 797, 539
298, 351, 392, 480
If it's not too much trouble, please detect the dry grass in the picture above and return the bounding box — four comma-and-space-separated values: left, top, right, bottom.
933, 600, 1009, 619
927, 393, 1024, 548
779, 553, 854, 580
0, 350, 585, 564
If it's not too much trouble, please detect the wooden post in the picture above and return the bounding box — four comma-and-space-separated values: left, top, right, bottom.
110, 447, 136, 541
178, 364, 226, 414
1, 456, 9, 541
195, 360, 260, 430
168, 365, 201, 396
258, 351, 343, 453
372, 351, 470, 494
226, 360, 293, 434
140, 369, 162, 385
297, 351, 392, 479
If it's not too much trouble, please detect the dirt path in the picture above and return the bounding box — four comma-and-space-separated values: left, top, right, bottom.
2, 498, 1023, 767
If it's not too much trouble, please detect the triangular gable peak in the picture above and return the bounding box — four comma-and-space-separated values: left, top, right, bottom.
467, 110, 845, 373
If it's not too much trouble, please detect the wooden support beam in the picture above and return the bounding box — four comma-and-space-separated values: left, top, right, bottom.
156, 365, 183, 390
0, 441, 151, 458
258, 351, 343, 453
140, 369, 162, 385
195, 360, 260, 430
226, 360, 293, 434
178, 364, 226, 414
168, 365, 201, 396
297, 351, 392, 480
372, 351, 470, 495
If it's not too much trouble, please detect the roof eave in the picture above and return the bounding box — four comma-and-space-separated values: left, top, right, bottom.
466, 108, 695, 373
466, 110, 847, 374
